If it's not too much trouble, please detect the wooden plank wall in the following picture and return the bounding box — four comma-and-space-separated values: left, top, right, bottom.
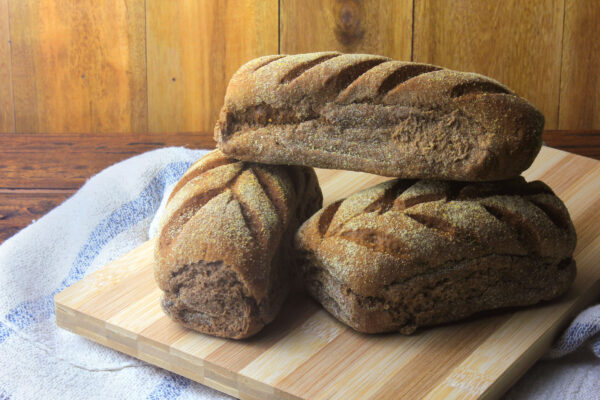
0, 0, 598, 138
280, 0, 412, 59
9, 0, 147, 133
146, 0, 278, 133
413, 0, 565, 129
0, 0, 13, 132
559, 0, 600, 129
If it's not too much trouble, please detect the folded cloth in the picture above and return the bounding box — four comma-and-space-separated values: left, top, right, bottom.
0, 148, 229, 400
0, 147, 597, 399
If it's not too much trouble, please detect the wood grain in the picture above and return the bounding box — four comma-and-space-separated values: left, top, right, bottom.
146, 0, 278, 134
559, 0, 600, 129
280, 0, 412, 59
544, 130, 600, 160
0, 132, 214, 190
1, 1, 600, 136
413, 0, 564, 129
54, 147, 600, 400
0, 0, 14, 132
8, 0, 147, 133
0, 189, 73, 242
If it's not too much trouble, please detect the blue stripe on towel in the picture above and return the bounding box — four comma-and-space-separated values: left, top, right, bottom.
146, 373, 190, 400
0, 322, 12, 343
0, 161, 192, 344
561, 322, 600, 352
0, 386, 11, 400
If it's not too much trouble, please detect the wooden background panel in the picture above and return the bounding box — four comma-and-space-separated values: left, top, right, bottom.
1, 0, 599, 135
146, 0, 278, 135
0, 0, 14, 132
9, 0, 147, 133
0, 132, 210, 190
280, 0, 412, 59
543, 130, 600, 160
0, 189, 74, 242
559, 0, 600, 129
413, 0, 564, 129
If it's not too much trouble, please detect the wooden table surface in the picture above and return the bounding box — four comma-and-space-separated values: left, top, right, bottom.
1, 130, 599, 244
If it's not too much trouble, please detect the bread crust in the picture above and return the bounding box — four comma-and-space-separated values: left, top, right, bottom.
295, 177, 577, 334
154, 150, 322, 339
215, 52, 544, 181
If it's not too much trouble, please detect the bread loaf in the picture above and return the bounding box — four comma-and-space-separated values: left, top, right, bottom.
295, 177, 576, 334
154, 150, 322, 339
215, 52, 544, 181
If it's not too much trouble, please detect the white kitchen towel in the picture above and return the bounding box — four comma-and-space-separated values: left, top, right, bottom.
0, 147, 598, 400
0, 147, 229, 400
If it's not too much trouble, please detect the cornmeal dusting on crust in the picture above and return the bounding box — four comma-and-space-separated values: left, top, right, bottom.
154, 149, 322, 339
295, 177, 577, 334
215, 52, 544, 181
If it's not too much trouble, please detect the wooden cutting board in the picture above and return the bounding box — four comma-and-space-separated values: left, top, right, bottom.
55, 146, 600, 400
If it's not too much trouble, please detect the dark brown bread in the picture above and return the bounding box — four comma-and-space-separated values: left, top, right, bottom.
215, 52, 544, 181
295, 177, 577, 334
154, 150, 322, 339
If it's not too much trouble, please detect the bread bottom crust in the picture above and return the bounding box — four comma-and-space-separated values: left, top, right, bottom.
303, 253, 576, 334
217, 106, 541, 182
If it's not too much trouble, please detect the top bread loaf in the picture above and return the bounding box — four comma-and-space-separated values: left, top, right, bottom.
215, 52, 544, 181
